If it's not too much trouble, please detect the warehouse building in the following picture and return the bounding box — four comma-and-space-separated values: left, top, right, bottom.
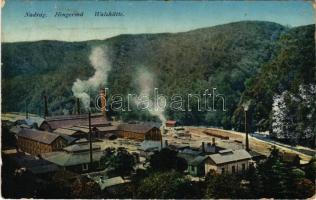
16, 129, 68, 156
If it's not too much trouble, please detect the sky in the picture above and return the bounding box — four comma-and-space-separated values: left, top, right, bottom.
1, 0, 315, 42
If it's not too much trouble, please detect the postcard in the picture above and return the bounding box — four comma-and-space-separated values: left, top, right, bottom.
1, 0, 315, 199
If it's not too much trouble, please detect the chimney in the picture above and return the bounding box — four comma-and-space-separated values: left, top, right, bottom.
76, 98, 81, 115
44, 95, 48, 118
99, 86, 107, 119
201, 142, 205, 153
88, 111, 93, 168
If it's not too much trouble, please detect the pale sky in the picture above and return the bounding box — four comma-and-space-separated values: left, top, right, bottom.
2, 0, 315, 42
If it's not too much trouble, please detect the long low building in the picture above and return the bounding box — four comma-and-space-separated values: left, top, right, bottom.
39, 114, 110, 132
41, 143, 104, 173
204, 149, 252, 175
117, 123, 162, 141
16, 128, 68, 156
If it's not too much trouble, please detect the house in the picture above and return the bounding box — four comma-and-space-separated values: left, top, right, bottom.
188, 156, 208, 177
117, 123, 161, 141
39, 114, 110, 132
85, 171, 130, 197
204, 149, 252, 175
165, 120, 177, 127
41, 143, 104, 173
177, 145, 209, 177
16, 128, 68, 156
86, 173, 129, 191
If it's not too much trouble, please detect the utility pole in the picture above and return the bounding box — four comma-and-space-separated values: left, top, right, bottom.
25, 101, 28, 119
44, 95, 48, 118
244, 109, 250, 151
89, 111, 93, 168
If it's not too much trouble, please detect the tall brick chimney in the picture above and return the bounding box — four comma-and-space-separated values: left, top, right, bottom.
99, 86, 107, 118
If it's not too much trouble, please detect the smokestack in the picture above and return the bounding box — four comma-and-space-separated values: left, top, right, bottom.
89, 111, 93, 168
44, 95, 48, 118
99, 86, 107, 119
212, 138, 216, 146
76, 98, 81, 115
202, 142, 205, 153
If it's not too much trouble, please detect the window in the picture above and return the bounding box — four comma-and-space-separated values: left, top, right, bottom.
232, 166, 236, 173
82, 163, 89, 171
221, 168, 225, 174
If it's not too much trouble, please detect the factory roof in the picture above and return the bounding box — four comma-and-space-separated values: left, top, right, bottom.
98, 176, 127, 190
177, 153, 197, 164
17, 128, 65, 144
9, 126, 22, 134
117, 123, 159, 134
2, 113, 44, 126
189, 155, 208, 166
97, 125, 119, 132
63, 143, 101, 153
140, 140, 161, 151
207, 149, 252, 165
68, 126, 90, 133
41, 148, 104, 167
54, 128, 84, 136
40, 114, 109, 130
10, 153, 59, 175
52, 133, 78, 145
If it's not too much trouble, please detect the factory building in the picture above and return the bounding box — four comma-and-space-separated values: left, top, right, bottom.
204, 149, 252, 175
39, 114, 110, 132
16, 129, 68, 156
117, 123, 162, 141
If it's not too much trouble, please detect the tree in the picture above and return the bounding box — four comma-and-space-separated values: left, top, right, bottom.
136, 171, 200, 199
149, 148, 187, 172
100, 147, 135, 176
204, 170, 245, 199
257, 147, 288, 198
71, 176, 101, 198
245, 164, 264, 198
294, 178, 315, 198
304, 156, 316, 181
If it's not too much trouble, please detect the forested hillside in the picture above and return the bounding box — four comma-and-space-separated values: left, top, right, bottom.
3, 21, 314, 143
234, 24, 315, 146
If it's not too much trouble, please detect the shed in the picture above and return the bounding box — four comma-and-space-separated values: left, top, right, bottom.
165, 120, 177, 127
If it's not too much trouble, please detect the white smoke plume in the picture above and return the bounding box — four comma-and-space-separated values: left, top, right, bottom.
134, 69, 166, 123
72, 46, 111, 110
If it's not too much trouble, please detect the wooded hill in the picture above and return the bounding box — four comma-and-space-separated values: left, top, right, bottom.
2, 21, 315, 145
